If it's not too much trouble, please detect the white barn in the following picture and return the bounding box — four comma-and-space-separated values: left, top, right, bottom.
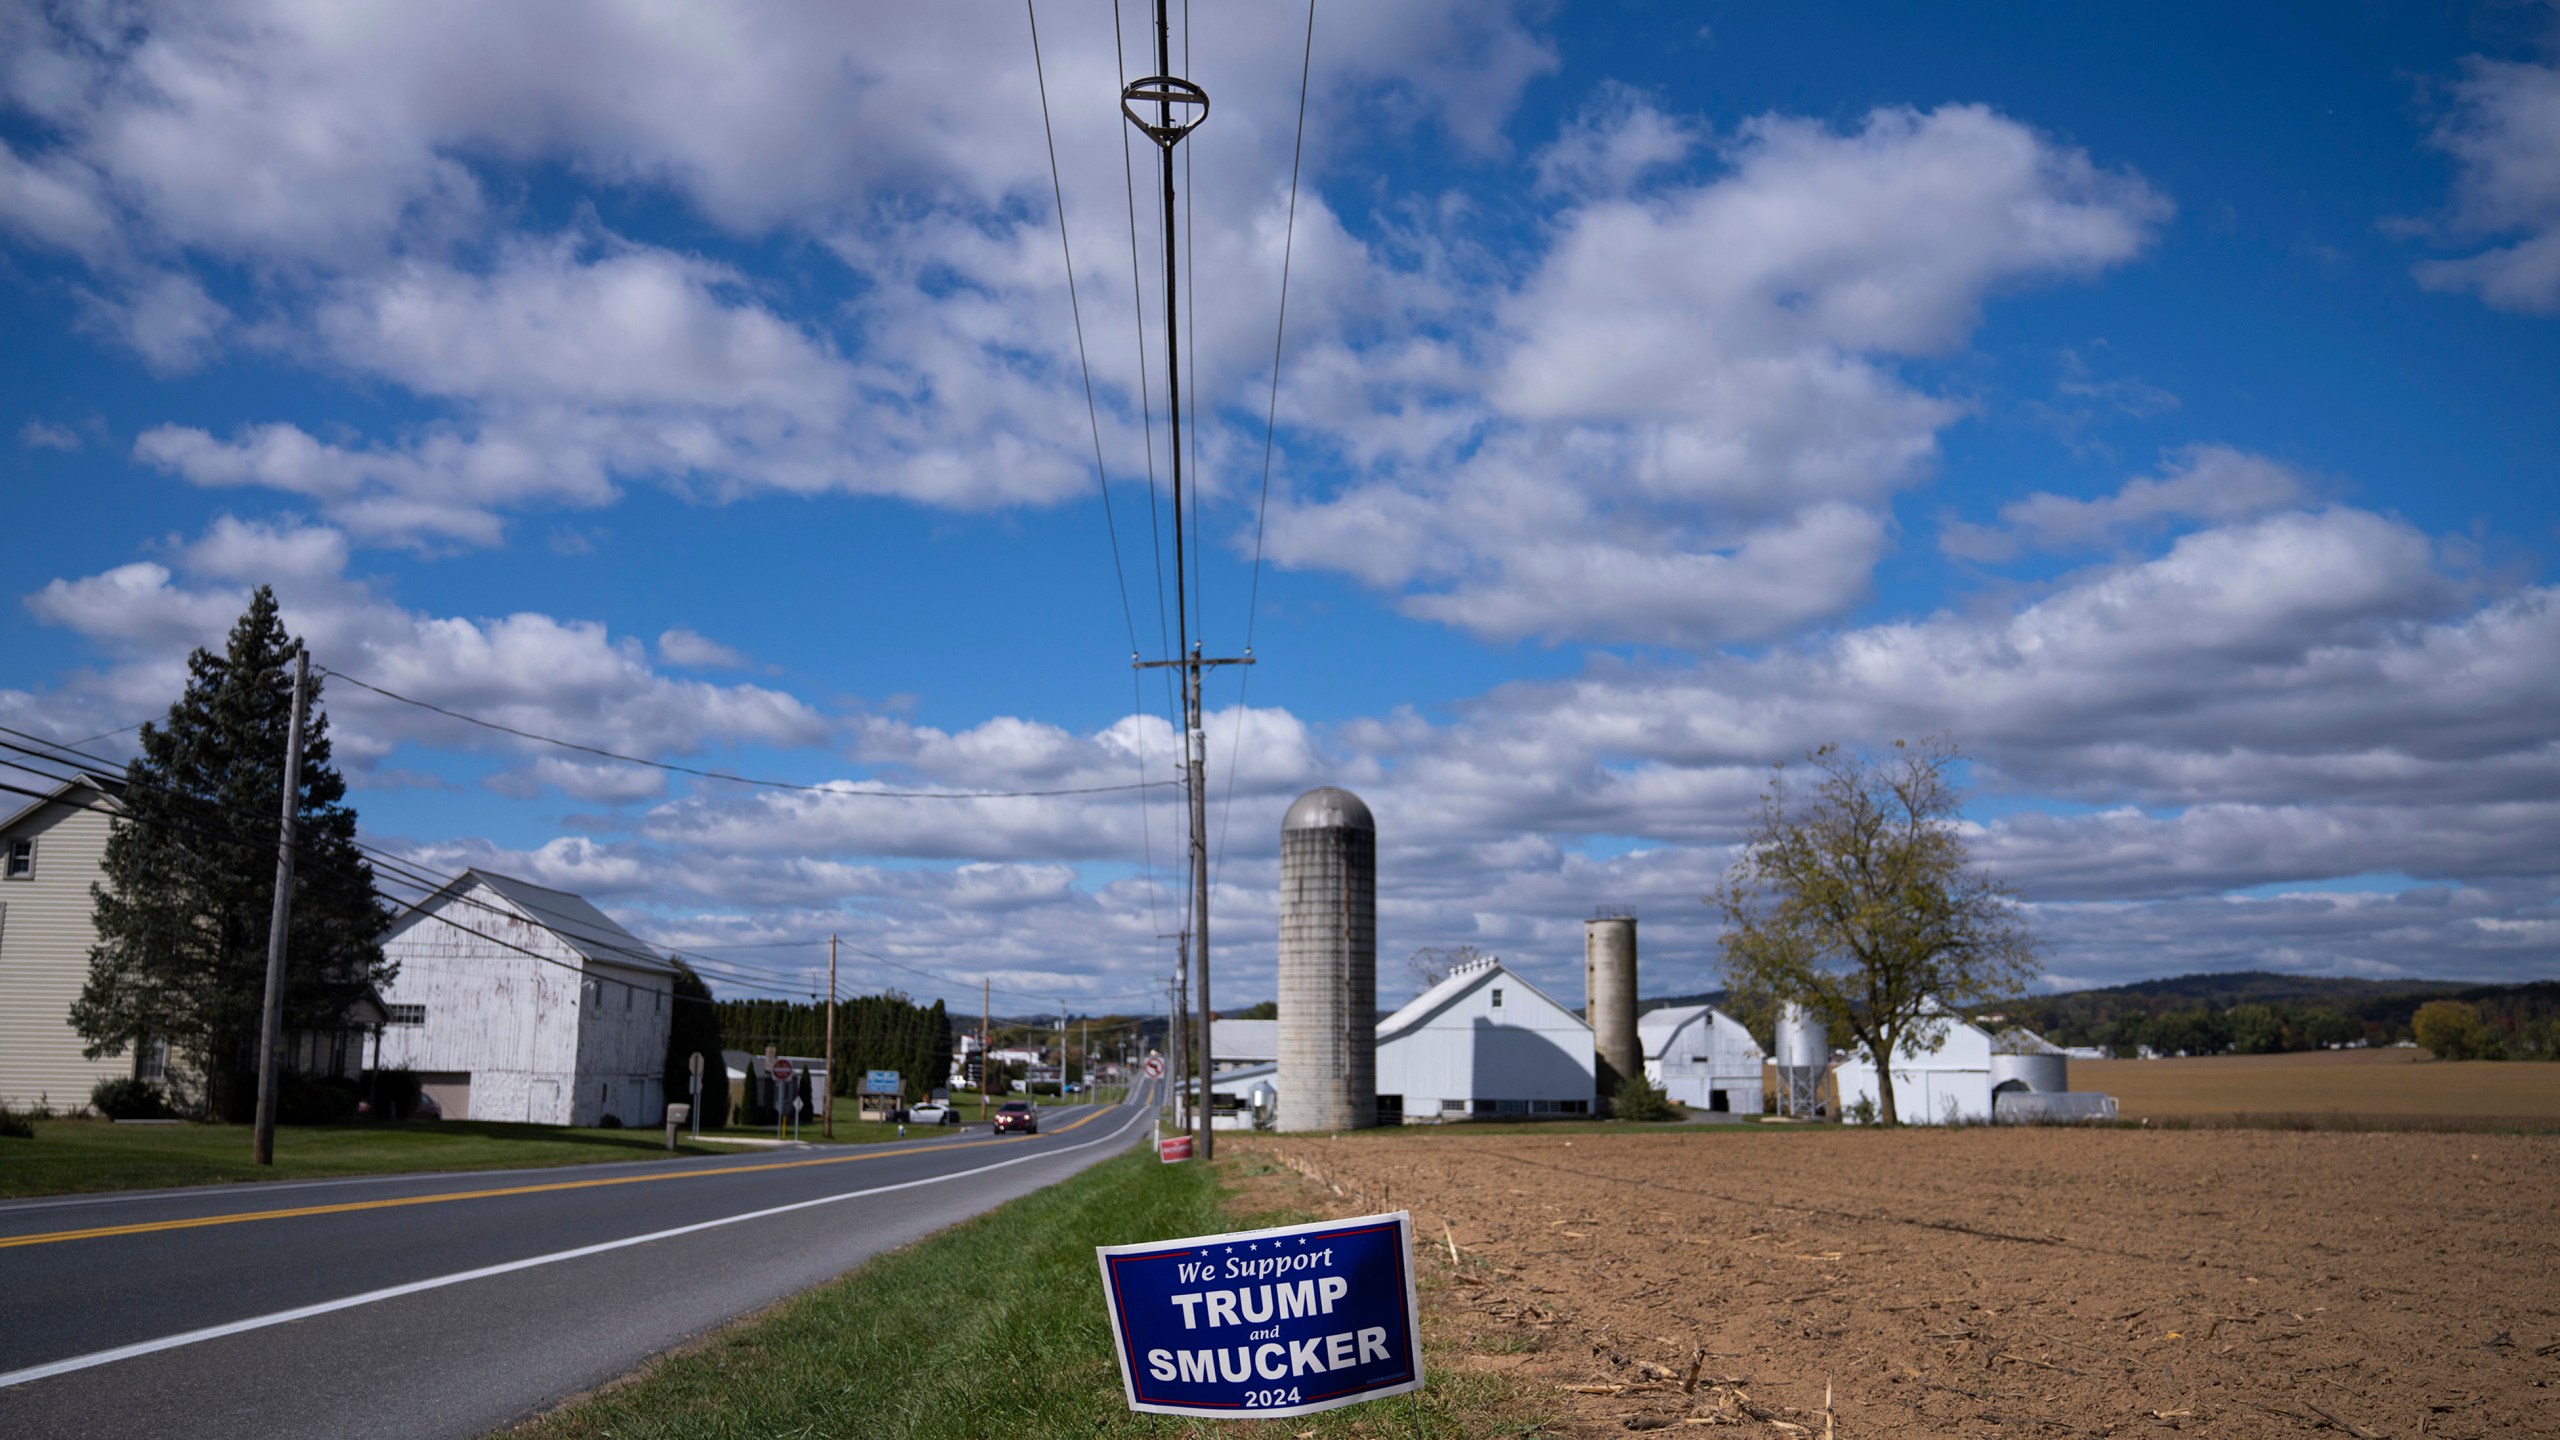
1832, 1005, 1995, 1125
376, 869, 673, 1127
1639, 1004, 1766, 1114
1373, 960, 1594, 1123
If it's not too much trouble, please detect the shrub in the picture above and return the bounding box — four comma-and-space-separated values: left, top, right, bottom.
0, 1103, 33, 1139
1845, 1094, 1879, 1126
369, 1068, 424, 1120
1606, 1075, 1682, 1122
597, 1113, 623, 1129
91, 1077, 172, 1120
275, 1072, 362, 1125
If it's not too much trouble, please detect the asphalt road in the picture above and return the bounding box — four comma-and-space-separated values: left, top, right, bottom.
0, 1085, 1159, 1439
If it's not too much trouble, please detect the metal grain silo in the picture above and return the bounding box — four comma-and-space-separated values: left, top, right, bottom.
1775, 1002, 1830, 1117
1989, 1053, 2069, 1094
1583, 911, 1641, 1100
1278, 787, 1376, 1131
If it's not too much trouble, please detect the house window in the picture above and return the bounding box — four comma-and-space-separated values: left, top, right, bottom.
387, 1003, 427, 1026
5, 839, 30, 879
1490, 987, 1503, 1009
135, 1038, 167, 1083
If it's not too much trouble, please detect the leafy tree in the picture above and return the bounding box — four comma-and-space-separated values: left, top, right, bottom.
2229, 1003, 2284, 1055
662, 960, 729, 1130
71, 587, 393, 1121
2412, 1000, 2493, 1061
1712, 738, 2038, 1125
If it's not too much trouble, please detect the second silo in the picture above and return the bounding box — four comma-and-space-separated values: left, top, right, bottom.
1278, 787, 1376, 1131
1584, 911, 1641, 1100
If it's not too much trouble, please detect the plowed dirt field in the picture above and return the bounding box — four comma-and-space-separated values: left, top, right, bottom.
1228, 1127, 2558, 1437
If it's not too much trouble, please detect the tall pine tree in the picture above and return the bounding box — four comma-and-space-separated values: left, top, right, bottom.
72, 587, 394, 1120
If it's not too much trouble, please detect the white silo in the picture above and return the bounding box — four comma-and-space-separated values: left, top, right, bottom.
1277, 787, 1376, 1131
1775, 1002, 1830, 1117
1583, 911, 1641, 1100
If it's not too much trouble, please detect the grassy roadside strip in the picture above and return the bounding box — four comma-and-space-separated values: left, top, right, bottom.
0, 1119, 781, 1200
504, 1142, 1554, 1439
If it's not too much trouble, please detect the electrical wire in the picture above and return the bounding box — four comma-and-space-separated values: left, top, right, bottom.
1213, 0, 1315, 887
314, 667, 1171, 800
1027, 0, 1143, 662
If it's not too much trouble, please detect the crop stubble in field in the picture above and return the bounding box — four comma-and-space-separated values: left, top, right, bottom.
1232, 1128, 2558, 1437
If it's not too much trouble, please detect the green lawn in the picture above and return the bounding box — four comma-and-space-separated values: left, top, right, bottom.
507, 1143, 1545, 1440
0, 1118, 781, 1199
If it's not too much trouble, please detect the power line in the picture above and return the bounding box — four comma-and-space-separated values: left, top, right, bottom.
1214, 0, 1316, 887
315, 667, 1173, 800
1026, 0, 1143, 660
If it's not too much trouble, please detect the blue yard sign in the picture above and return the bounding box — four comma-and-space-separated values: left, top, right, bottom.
1096, 1211, 1424, 1419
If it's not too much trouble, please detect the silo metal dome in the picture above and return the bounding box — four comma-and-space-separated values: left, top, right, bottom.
1282, 786, 1375, 833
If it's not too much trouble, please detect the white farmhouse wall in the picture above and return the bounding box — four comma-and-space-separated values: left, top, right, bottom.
0, 787, 129, 1110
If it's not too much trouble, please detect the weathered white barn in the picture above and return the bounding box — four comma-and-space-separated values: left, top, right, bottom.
1214, 960, 1597, 1127
1832, 1005, 1995, 1125
1208, 1018, 1277, 1072
1639, 1003, 1766, 1114
375, 870, 673, 1126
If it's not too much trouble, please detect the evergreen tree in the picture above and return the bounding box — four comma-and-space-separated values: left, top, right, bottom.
71, 587, 393, 1120
662, 960, 729, 1129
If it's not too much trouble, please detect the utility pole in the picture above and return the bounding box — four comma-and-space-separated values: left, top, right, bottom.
981, 976, 991, 1124
1125, 0, 1243, 1163
252, 647, 310, 1168
824, 934, 837, 1140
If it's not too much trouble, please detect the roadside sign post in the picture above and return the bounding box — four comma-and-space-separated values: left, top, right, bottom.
1096, 1212, 1424, 1420
770, 1054, 794, 1141
688, 1051, 703, 1139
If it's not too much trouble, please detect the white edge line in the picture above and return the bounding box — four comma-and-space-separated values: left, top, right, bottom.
0, 1091, 1153, 1390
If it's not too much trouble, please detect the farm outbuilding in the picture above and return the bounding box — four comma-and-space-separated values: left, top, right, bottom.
1832, 1005, 1996, 1125
1639, 1004, 1766, 1113
1209, 958, 1597, 1128
374, 869, 674, 1127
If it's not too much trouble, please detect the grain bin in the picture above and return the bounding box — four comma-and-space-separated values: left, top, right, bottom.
1775, 1002, 1830, 1118
1277, 786, 1376, 1131
1989, 1053, 2069, 1094
1583, 911, 1641, 1100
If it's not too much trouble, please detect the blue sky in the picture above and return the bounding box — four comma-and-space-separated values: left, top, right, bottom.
3, 2, 2556, 1014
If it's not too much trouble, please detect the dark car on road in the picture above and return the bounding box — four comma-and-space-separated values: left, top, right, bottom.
992, 1101, 1038, 1135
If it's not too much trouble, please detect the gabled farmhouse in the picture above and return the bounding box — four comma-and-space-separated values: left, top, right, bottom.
0, 772, 133, 1109
374, 869, 674, 1126
1639, 1003, 1767, 1114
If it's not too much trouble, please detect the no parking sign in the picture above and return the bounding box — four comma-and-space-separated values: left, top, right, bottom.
1096, 1211, 1423, 1419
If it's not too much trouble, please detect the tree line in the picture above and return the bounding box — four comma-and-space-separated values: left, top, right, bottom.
2001, 981, 2560, 1061
709, 992, 953, 1105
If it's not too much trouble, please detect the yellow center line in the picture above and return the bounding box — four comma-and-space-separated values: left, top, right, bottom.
1, 1101, 1121, 1251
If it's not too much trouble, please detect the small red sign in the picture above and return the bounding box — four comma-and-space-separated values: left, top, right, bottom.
771, 1057, 795, 1083
1157, 1134, 1193, 1164
1142, 1053, 1165, 1079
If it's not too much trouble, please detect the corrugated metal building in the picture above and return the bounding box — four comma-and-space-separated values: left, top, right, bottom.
1639, 1004, 1766, 1114
0, 774, 135, 1110
374, 869, 673, 1127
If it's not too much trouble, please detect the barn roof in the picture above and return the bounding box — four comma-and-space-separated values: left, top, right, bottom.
393, 867, 675, 976
1377, 960, 1586, 1043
